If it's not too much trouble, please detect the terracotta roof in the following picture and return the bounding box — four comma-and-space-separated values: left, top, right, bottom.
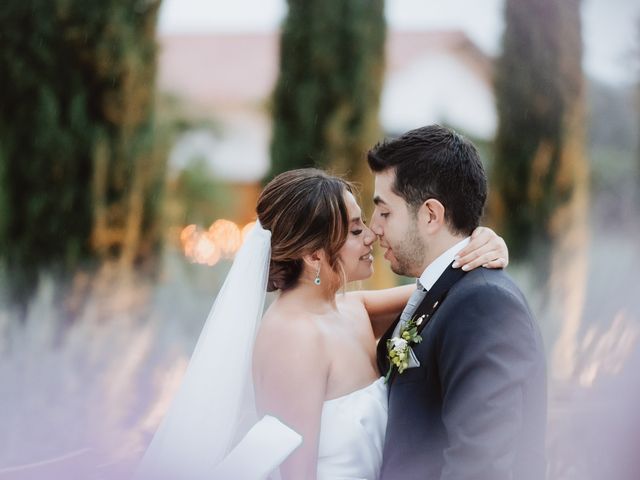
158, 33, 279, 107
157, 30, 492, 108
385, 30, 493, 81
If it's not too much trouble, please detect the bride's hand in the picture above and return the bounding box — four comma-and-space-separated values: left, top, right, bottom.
452, 226, 508, 271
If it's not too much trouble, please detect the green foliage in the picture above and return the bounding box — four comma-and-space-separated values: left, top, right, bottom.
270, 0, 386, 179
492, 0, 585, 260
171, 157, 237, 226
0, 0, 164, 307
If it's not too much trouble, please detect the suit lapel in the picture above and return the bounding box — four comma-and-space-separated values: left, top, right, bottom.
414, 264, 467, 336
384, 263, 468, 389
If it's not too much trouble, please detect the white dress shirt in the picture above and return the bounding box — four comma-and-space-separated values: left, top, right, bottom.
418, 236, 471, 291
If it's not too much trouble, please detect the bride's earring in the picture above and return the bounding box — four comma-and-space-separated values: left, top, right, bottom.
314, 264, 321, 286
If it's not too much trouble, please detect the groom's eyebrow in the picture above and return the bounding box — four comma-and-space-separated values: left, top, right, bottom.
373, 196, 387, 206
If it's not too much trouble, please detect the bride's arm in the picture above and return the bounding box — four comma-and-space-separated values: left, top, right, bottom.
350, 226, 509, 339
347, 284, 415, 339
253, 318, 329, 480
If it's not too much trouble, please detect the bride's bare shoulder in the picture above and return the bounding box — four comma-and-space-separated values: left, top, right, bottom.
337, 291, 368, 314
255, 302, 326, 353
253, 303, 329, 389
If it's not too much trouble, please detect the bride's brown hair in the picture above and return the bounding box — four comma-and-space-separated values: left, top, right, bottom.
257, 168, 353, 292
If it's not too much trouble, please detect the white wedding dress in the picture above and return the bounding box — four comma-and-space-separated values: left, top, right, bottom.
316, 377, 388, 480
134, 223, 388, 480
215, 377, 388, 480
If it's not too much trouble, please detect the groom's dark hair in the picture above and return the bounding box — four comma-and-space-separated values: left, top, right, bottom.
367, 125, 487, 236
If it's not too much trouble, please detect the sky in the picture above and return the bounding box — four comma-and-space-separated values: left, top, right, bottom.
158, 0, 640, 87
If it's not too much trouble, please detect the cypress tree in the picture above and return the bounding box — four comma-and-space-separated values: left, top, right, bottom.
270, 0, 392, 289
492, 0, 588, 264
493, 0, 589, 380
0, 0, 164, 309
270, 0, 386, 179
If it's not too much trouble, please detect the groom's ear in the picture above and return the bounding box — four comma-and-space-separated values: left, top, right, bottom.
422, 198, 446, 233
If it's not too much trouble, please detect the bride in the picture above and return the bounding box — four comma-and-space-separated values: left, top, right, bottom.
134, 168, 507, 480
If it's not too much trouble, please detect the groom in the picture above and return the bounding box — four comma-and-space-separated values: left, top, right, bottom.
369, 125, 546, 480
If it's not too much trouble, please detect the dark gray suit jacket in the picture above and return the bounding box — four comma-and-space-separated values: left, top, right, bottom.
376, 265, 546, 480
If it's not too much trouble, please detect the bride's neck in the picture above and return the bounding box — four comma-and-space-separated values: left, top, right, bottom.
278, 280, 338, 313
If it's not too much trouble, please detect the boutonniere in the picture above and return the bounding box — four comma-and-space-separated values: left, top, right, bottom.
385, 314, 425, 383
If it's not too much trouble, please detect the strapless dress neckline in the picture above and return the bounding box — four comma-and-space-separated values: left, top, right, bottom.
324, 377, 386, 404
317, 377, 388, 480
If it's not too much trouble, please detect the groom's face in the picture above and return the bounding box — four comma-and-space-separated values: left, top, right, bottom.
370, 169, 425, 278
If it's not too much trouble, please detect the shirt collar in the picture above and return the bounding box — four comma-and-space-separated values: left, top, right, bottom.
418, 237, 470, 291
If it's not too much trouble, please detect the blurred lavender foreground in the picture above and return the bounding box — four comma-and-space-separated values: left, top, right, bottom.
1, 204, 639, 480
0, 251, 233, 478
543, 215, 640, 480
2, 0, 640, 479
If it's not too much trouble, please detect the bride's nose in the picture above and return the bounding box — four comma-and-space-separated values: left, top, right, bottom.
363, 226, 376, 246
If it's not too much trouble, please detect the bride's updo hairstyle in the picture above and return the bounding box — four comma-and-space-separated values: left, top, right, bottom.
257, 168, 353, 292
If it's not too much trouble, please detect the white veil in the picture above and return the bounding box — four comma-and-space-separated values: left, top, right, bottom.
134, 222, 301, 480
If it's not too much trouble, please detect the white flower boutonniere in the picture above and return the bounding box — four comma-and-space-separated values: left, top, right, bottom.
385, 314, 425, 383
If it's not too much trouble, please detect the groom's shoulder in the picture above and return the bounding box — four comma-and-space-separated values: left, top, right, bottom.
451, 267, 530, 311
457, 266, 520, 292
442, 269, 539, 343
